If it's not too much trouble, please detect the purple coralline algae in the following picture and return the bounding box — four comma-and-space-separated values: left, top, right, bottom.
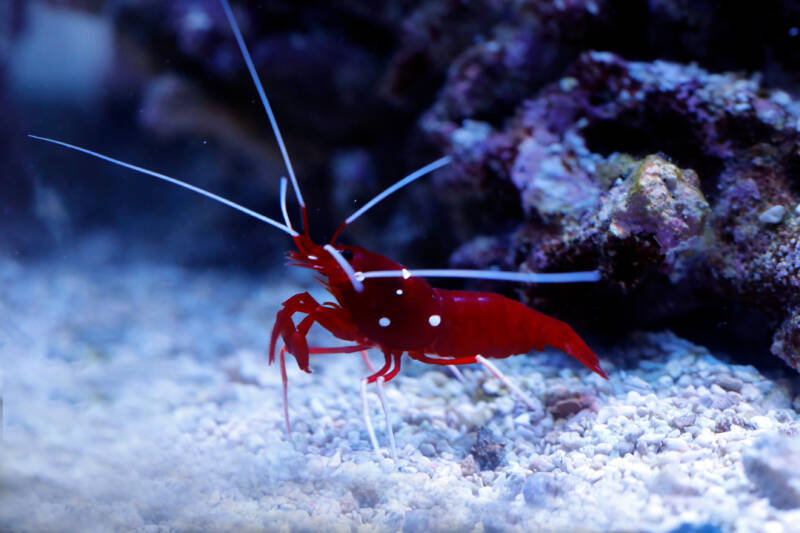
423, 50, 800, 369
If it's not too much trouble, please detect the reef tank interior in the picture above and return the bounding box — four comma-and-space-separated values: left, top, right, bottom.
2, 1, 800, 531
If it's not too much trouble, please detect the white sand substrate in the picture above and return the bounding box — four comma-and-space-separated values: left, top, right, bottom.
1, 248, 799, 532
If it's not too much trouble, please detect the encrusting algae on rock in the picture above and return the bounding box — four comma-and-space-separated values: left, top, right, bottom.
599, 154, 710, 262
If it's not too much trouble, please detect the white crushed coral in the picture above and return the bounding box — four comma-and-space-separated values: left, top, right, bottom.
1, 250, 799, 532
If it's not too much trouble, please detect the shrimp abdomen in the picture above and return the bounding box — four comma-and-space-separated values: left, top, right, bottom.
427, 289, 607, 378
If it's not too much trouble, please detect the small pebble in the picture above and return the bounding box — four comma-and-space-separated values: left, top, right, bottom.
671, 414, 697, 429
523, 473, 561, 506
758, 205, 786, 224
402, 510, 431, 533
713, 375, 743, 393
420, 442, 436, 457
548, 397, 585, 419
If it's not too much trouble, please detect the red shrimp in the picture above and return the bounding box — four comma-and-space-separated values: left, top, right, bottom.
276, 239, 607, 384
30, 0, 608, 460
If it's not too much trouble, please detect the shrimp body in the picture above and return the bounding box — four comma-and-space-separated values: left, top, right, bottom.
276, 239, 608, 383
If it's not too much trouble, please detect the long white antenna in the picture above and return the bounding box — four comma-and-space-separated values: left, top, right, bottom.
344, 156, 451, 226
323, 244, 365, 293
28, 135, 298, 237
219, 0, 305, 209
356, 268, 602, 284
279, 176, 293, 230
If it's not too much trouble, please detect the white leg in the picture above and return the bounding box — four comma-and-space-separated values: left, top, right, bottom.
375, 377, 398, 462
475, 355, 537, 411
448, 365, 467, 383
360, 350, 377, 373
360, 350, 399, 462
360, 378, 381, 455
279, 346, 292, 435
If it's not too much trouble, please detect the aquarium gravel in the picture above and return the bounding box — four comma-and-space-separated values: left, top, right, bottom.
2, 243, 800, 533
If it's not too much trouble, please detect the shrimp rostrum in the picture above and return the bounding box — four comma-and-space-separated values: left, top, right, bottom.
31, 0, 608, 460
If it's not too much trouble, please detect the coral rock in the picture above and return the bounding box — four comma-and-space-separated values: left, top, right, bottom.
424, 49, 800, 368
598, 154, 709, 253
771, 308, 800, 371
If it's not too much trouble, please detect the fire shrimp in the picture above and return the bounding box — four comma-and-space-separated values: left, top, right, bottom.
30, 0, 608, 461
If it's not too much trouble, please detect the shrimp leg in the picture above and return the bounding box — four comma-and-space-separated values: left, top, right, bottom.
360, 350, 398, 462
278, 343, 372, 435
409, 352, 537, 410
297, 313, 396, 461
275, 301, 396, 459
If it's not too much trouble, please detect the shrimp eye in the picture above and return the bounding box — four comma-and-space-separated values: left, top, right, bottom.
341, 249, 354, 261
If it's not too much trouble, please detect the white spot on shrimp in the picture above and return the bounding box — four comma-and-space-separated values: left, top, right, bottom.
402, 268, 411, 279
379, 317, 391, 327
396, 289, 403, 295
307, 255, 318, 260
355, 272, 365, 282
428, 314, 442, 327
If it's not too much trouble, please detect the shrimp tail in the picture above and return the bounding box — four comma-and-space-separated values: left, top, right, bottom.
536, 316, 608, 380
428, 290, 608, 379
